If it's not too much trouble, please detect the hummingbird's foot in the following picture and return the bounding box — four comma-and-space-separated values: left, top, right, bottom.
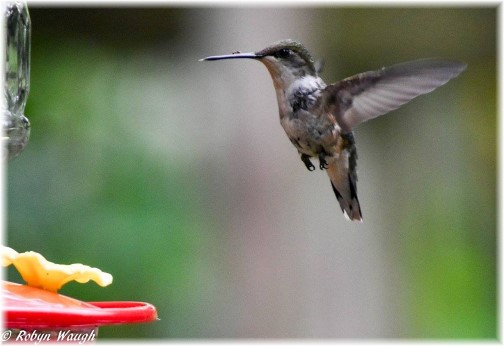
301, 154, 316, 171
319, 155, 329, 170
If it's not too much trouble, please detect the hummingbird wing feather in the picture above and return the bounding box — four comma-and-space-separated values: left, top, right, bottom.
321, 59, 467, 132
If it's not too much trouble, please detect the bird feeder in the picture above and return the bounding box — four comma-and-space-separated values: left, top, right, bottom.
3, 281, 158, 343
2, 247, 158, 343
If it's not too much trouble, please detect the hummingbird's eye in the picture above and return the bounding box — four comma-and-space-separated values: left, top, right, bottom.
276, 48, 291, 59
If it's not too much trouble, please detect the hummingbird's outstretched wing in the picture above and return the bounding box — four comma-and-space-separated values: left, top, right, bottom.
321, 59, 467, 133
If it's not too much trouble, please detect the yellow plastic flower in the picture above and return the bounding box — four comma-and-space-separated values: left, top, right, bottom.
2, 246, 113, 292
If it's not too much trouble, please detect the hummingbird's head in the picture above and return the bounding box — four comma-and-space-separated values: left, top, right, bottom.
254, 39, 317, 78
200, 39, 318, 89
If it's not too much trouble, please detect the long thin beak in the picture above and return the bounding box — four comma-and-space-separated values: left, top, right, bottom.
199, 52, 261, 61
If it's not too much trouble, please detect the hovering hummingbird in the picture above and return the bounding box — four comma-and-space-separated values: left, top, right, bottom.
200, 39, 466, 222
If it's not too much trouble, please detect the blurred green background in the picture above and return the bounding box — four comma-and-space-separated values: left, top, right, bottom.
6, 5, 496, 339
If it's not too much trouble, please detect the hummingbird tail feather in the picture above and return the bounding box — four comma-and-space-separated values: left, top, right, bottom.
326, 133, 362, 222
329, 175, 362, 222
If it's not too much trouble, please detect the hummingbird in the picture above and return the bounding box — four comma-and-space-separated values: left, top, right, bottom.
200, 39, 466, 222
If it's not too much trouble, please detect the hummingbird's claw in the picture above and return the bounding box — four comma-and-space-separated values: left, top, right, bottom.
319, 155, 329, 170
301, 154, 316, 171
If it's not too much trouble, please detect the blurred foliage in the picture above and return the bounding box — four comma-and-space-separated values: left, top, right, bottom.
7, 10, 213, 337
5, 6, 496, 339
